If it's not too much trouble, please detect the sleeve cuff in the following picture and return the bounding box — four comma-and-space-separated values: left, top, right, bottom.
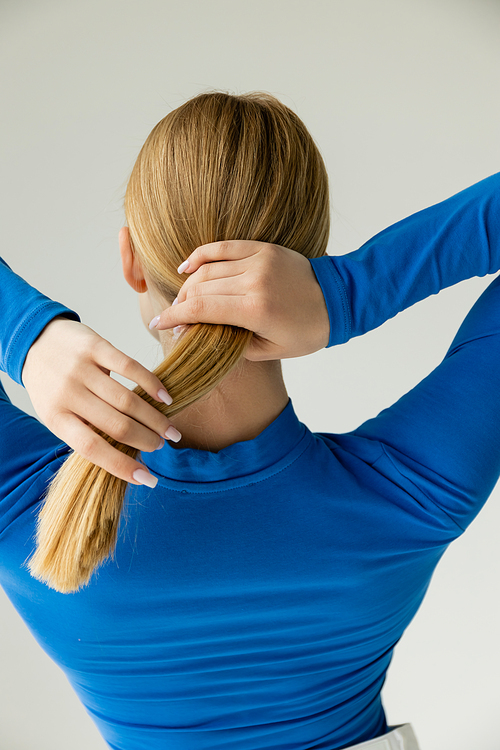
309, 255, 352, 347
6, 302, 81, 387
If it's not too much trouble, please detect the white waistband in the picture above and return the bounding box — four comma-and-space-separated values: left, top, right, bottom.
344, 724, 420, 750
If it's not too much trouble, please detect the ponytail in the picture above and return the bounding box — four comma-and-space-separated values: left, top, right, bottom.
27, 90, 330, 592
28, 323, 252, 592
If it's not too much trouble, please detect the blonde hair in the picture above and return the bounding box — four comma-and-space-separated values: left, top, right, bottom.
27, 91, 330, 592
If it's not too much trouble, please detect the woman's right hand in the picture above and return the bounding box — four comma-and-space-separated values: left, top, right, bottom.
22, 316, 180, 486
150, 241, 330, 361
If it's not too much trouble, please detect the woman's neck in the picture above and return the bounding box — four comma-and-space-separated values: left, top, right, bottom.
166, 359, 289, 452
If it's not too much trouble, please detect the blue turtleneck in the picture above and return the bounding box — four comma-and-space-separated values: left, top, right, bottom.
1, 173, 500, 749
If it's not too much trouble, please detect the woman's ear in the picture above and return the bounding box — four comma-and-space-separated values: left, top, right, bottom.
119, 227, 148, 293
119, 227, 161, 342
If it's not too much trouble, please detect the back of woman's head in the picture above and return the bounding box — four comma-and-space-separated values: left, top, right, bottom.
28, 91, 331, 592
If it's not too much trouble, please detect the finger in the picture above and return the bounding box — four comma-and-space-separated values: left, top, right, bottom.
154, 275, 253, 331
85, 368, 180, 443
55, 411, 160, 487
178, 275, 247, 306
93, 338, 173, 407
176, 258, 248, 304
151, 294, 251, 332
66, 386, 172, 452
179, 240, 263, 274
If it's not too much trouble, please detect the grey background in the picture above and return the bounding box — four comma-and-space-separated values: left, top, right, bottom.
1, 1, 500, 748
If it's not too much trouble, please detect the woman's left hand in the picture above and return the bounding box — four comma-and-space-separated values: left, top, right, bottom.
21, 316, 178, 484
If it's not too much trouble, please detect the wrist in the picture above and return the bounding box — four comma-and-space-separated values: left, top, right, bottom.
22, 315, 75, 386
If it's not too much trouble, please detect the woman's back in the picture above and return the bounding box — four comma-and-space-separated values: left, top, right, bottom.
0, 395, 456, 749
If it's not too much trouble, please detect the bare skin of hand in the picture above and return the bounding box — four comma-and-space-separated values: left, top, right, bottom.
150, 241, 330, 359
21, 316, 177, 485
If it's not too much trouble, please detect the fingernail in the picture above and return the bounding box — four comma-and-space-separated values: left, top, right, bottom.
172, 325, 183, 340
149, 315, 160, 330
132, 468, 158, 488
172, 297, 178, 306
156, 437, 165, 450
157, 388, 173, 406
165, 426, 182, 442
177, 260, 190, 274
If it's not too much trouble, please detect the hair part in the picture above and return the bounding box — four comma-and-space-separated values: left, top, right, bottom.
27, 90, 330, 592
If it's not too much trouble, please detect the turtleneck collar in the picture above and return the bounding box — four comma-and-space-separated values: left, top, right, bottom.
140, 398, 310, 489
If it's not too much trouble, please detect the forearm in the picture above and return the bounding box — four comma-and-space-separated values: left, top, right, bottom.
310, 172, 500, 347
0, 256, 81, 386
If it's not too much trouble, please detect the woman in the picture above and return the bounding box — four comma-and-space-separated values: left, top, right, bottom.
2, 91, 500, 750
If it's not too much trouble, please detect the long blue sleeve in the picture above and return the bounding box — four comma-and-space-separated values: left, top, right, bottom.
0, 256, 81, 386
344, 271, 500, 532
310, 171, 500, 347
310, 171, 500, 532
0, 257, 80, 504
